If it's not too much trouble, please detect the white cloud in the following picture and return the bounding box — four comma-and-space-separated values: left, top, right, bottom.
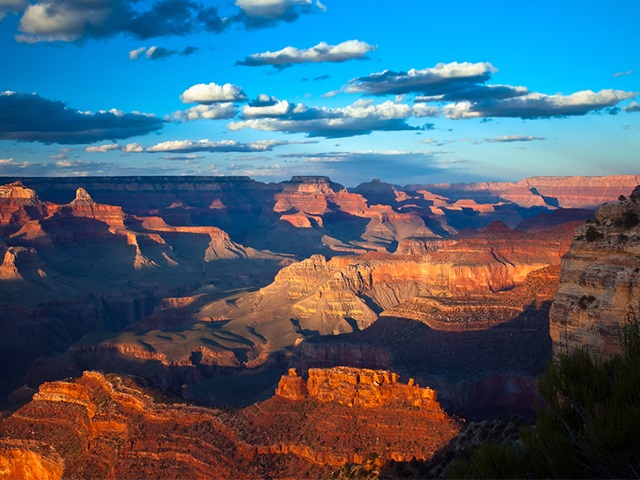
237, 40, 375, 67
243, 99, 294, 117
344, 62, 497, 95
17, 1, 111, 43
624, 101, 640, 113
173, 103, 237, 121
123, 143, 144, 152
146, 139, 285, 153
85, 143, 120, 152
613, 70, 634, 77
128, 46, 146, 60
180, 82, 247, 104
485, 135, 545, 143
443, 89, 637, 119
229, 98, 439, 138
235, 0, 311, 18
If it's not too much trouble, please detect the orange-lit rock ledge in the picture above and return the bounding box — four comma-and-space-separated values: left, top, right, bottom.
0, 370, 459, 478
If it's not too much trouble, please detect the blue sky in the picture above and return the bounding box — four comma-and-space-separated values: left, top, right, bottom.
0, 0, 638, 186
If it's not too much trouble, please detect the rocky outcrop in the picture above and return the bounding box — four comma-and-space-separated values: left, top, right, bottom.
0, 246, 46, 281
550, 186, 640, 357
0, 371, 459, 478
277, 367, 439, 409
0, 439, 64, 480
0, 182, 49, 233
291, 266, 559, 416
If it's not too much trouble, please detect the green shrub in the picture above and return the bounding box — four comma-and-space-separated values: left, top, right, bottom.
585, 226, 604, 242
446, 318, 640, 479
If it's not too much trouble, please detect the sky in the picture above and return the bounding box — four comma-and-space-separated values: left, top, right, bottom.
0, 0, 639, 187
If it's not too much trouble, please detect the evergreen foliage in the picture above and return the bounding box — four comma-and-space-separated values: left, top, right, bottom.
447, 319, 640, 479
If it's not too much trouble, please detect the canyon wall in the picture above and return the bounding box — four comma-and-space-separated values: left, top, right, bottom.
550, 186, 640, 357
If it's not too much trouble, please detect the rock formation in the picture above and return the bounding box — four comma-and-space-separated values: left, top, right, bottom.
277, 367, 439, 409
291, 266, 560, 416
203, 220, 575, 339
0, 370, 459, 478
550, 186, 640, 357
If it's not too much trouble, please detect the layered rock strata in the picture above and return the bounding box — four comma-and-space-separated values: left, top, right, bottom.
0, 370, 459, 478
550, 186, 640, 357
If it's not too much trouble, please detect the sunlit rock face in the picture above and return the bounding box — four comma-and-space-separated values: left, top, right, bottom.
0, 370, 460, 478
550, 185, 640, 358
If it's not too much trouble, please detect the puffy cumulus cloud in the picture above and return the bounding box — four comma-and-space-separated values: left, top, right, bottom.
236, 40, 375, 68
230, 98, 440, 138
443, 89, 637, 119
146, 139, 286, 153
625, 101, 640, 113
180, 82, 247, 104
14, 0, 227, 44
129, 45, 198, 60
343, 62, 497, 96
242, 96, 295, 117
123, 142, 143, 152
485, 135, 544, 143
0, 0, 27, 20
173, 103, 236, 121
233, 0, 323, 28
0, 91, 164, 144
85, 143, 120, 152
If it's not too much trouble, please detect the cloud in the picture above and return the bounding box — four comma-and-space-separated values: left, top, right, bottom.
233, 0, 322, 28
485, 135, 544, 143
229, 98, 440, 138
342, 62, 497, 96
0, 91, 164, 144
146, 139, 287, 153
613, 70, 634, 77
128, 46, 146, 60
162, 154, 205, 161
443, 89, 637, 119
624, 101, 640, 113
129, 45, 198, 60
173, 103, 237, 121
236, 40, 376, 68
415, 84, 529, 103
15, 0, 227, 44
85, 143, 120, 152
180, 82, 247, 104
0, 157, 180, 176
123, 142, 143, 152
0, 0, 27, 20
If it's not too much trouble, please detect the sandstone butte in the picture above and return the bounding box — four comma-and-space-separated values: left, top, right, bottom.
0, 369, 459, 479
550, 185, 640, 357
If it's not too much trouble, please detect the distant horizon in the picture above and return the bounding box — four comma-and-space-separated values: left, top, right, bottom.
2, 172, 640, 191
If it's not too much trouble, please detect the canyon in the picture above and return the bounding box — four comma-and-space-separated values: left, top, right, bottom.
1, 174, 639, 478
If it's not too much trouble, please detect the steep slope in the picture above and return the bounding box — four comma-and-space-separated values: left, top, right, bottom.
550, 185, 640, 357
0, 370, 459, 478
290, 266, 560, 416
